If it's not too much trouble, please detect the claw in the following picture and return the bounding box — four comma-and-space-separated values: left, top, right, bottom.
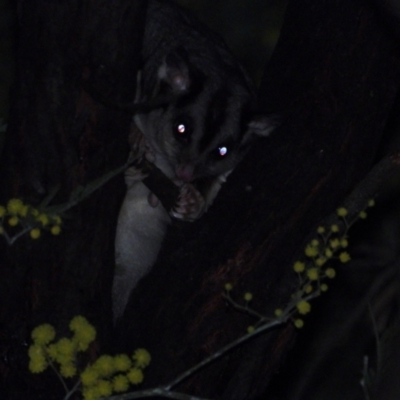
170, 183, 206, 221
170, 209, 185, 220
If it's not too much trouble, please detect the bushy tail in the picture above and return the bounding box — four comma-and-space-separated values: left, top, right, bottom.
113, 182, 170, 322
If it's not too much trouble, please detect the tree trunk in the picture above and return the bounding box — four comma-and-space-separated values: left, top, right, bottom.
116, 0, 400, 399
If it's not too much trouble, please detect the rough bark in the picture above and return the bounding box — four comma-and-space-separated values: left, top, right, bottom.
116, 0, 400, 399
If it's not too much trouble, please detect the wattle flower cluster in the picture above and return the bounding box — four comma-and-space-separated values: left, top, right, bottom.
0, 198, 62, 242
28, 316, 151, 400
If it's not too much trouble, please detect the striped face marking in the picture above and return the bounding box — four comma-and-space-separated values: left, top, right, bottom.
161, 74, 256, 180
171, 86, 242, 159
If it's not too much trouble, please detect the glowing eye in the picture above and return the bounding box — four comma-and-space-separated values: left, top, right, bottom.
177, 124, 186, 134
173, 117, 193, 143
218, 146, 228, 156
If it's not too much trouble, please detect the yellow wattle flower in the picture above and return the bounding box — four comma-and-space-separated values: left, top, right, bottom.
127, 367, 144, 384
296, 300, 311, 315
7, 198, 24, 215
31, 324, 55, 345
132, 348, 151, 368
30, 228, 41, 239
113, 374, 129, 392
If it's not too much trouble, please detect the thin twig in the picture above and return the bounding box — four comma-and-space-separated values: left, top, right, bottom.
48, 359, 69, 394
104, 387, 212, 400
165, 315, 289, 391
64, 379, 81, 400
222, 292, 269, 320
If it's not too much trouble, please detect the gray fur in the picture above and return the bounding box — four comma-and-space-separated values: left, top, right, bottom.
113, 0, 275, 321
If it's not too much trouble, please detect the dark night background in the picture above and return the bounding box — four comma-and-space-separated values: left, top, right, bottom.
1, 1, 400, 399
